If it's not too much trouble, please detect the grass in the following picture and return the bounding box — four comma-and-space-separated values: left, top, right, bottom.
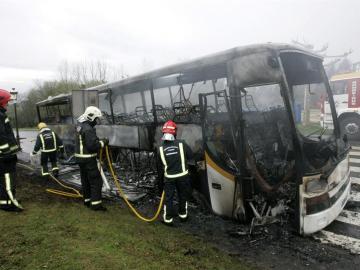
297, 122, 334, 138
296, 122, 322, 136
0, 174, 255, 270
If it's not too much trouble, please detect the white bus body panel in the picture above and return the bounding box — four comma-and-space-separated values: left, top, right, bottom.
205, 153, 235, 217
300, 156, 351, 235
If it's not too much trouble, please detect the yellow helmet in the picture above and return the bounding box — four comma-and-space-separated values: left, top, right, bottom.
37, 122, 47, 130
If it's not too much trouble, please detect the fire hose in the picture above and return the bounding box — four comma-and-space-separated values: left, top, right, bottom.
46, 174, 83, 198
17, 162, 83, 198
100, 146, 165, 222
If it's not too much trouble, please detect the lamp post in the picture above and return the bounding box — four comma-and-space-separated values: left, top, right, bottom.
10, 88, 20, 147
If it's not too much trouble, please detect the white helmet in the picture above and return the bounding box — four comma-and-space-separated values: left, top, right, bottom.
83, 106, 102, 122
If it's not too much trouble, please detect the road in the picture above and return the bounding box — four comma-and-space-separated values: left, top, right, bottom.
18, 130, 37, 154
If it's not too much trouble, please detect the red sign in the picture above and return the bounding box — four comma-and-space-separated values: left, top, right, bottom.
348, 79, 360, 108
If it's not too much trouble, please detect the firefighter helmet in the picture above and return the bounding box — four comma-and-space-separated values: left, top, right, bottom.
162, 120, 177, 135
37, 122, 47, 130
0, 89, 11, 108
83, 106, 102, 122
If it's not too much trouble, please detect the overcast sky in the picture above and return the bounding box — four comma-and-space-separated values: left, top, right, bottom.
0, 0, 359, 93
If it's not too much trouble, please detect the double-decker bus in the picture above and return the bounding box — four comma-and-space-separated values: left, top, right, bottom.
36, 43, 350, 235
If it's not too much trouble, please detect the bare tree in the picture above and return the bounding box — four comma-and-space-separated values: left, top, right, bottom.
58, 59, 116, 86
58, 60, 69, 84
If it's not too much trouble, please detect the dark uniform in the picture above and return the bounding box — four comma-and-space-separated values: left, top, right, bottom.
0, 107, 22, 211
159, 139, 193, 223
33, 128, 64, 177
75, 121, 105, 209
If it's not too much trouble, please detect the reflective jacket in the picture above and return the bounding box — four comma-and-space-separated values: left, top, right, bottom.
0, 108, 19, 160
33, 128, 63, 153
75, 121, 104, 160
158, 139, 193, 179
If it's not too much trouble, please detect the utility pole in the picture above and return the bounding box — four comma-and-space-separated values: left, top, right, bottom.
10, 88, 20, 147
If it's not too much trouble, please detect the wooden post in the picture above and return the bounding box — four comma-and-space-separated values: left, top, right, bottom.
303, 84, 310, 126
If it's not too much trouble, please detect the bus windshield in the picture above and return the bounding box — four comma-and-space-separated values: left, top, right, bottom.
292, 82, 334, 138
280, 52, 336, 139
280, 52, 339, 171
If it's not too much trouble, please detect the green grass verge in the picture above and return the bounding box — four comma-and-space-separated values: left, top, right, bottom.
297, 122, 334, 137
297, 123, 321, 135
0, 178, 255, 270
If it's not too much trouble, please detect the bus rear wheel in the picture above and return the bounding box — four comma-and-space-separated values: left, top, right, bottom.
339, 114, 360, 141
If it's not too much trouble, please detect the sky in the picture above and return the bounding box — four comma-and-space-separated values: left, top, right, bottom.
0, 0, 359, 93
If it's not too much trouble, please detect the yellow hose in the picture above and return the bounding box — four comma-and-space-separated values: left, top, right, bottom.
102, 146, 165, 222
46, 174, 83, 198
17, 162, 37, 172
17, 162, 82, 198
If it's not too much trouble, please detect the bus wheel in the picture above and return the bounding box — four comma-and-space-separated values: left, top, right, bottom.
340, 114, 360, 141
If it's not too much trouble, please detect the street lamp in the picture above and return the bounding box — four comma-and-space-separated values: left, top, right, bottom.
10, 88, 20, 147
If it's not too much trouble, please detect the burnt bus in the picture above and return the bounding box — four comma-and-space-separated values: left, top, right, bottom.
36, 43, 350, 235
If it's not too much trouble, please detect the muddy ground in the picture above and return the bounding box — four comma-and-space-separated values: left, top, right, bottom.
181, 207, 359, 270
17, 168, 360, 270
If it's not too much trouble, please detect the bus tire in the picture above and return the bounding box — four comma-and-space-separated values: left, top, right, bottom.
339, 114, 360, 141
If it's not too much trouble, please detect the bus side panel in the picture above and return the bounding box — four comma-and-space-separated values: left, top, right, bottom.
205, 152, 235, 217
96, 125, 151, 150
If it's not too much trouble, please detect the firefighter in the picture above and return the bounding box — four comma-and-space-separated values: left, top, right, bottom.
0, 89, 23, 212
75, 106, 108, 211
32, 122, 64, 177
158, 120, 193, 225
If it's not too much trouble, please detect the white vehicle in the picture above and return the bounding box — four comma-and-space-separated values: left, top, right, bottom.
323, 71, 360, 140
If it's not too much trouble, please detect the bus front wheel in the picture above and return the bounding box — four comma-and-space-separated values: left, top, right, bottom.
339, 114, 360, 141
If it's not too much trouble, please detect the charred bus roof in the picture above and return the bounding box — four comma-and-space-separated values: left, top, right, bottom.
87, 43, 322, 96
36, 93, 72, 107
